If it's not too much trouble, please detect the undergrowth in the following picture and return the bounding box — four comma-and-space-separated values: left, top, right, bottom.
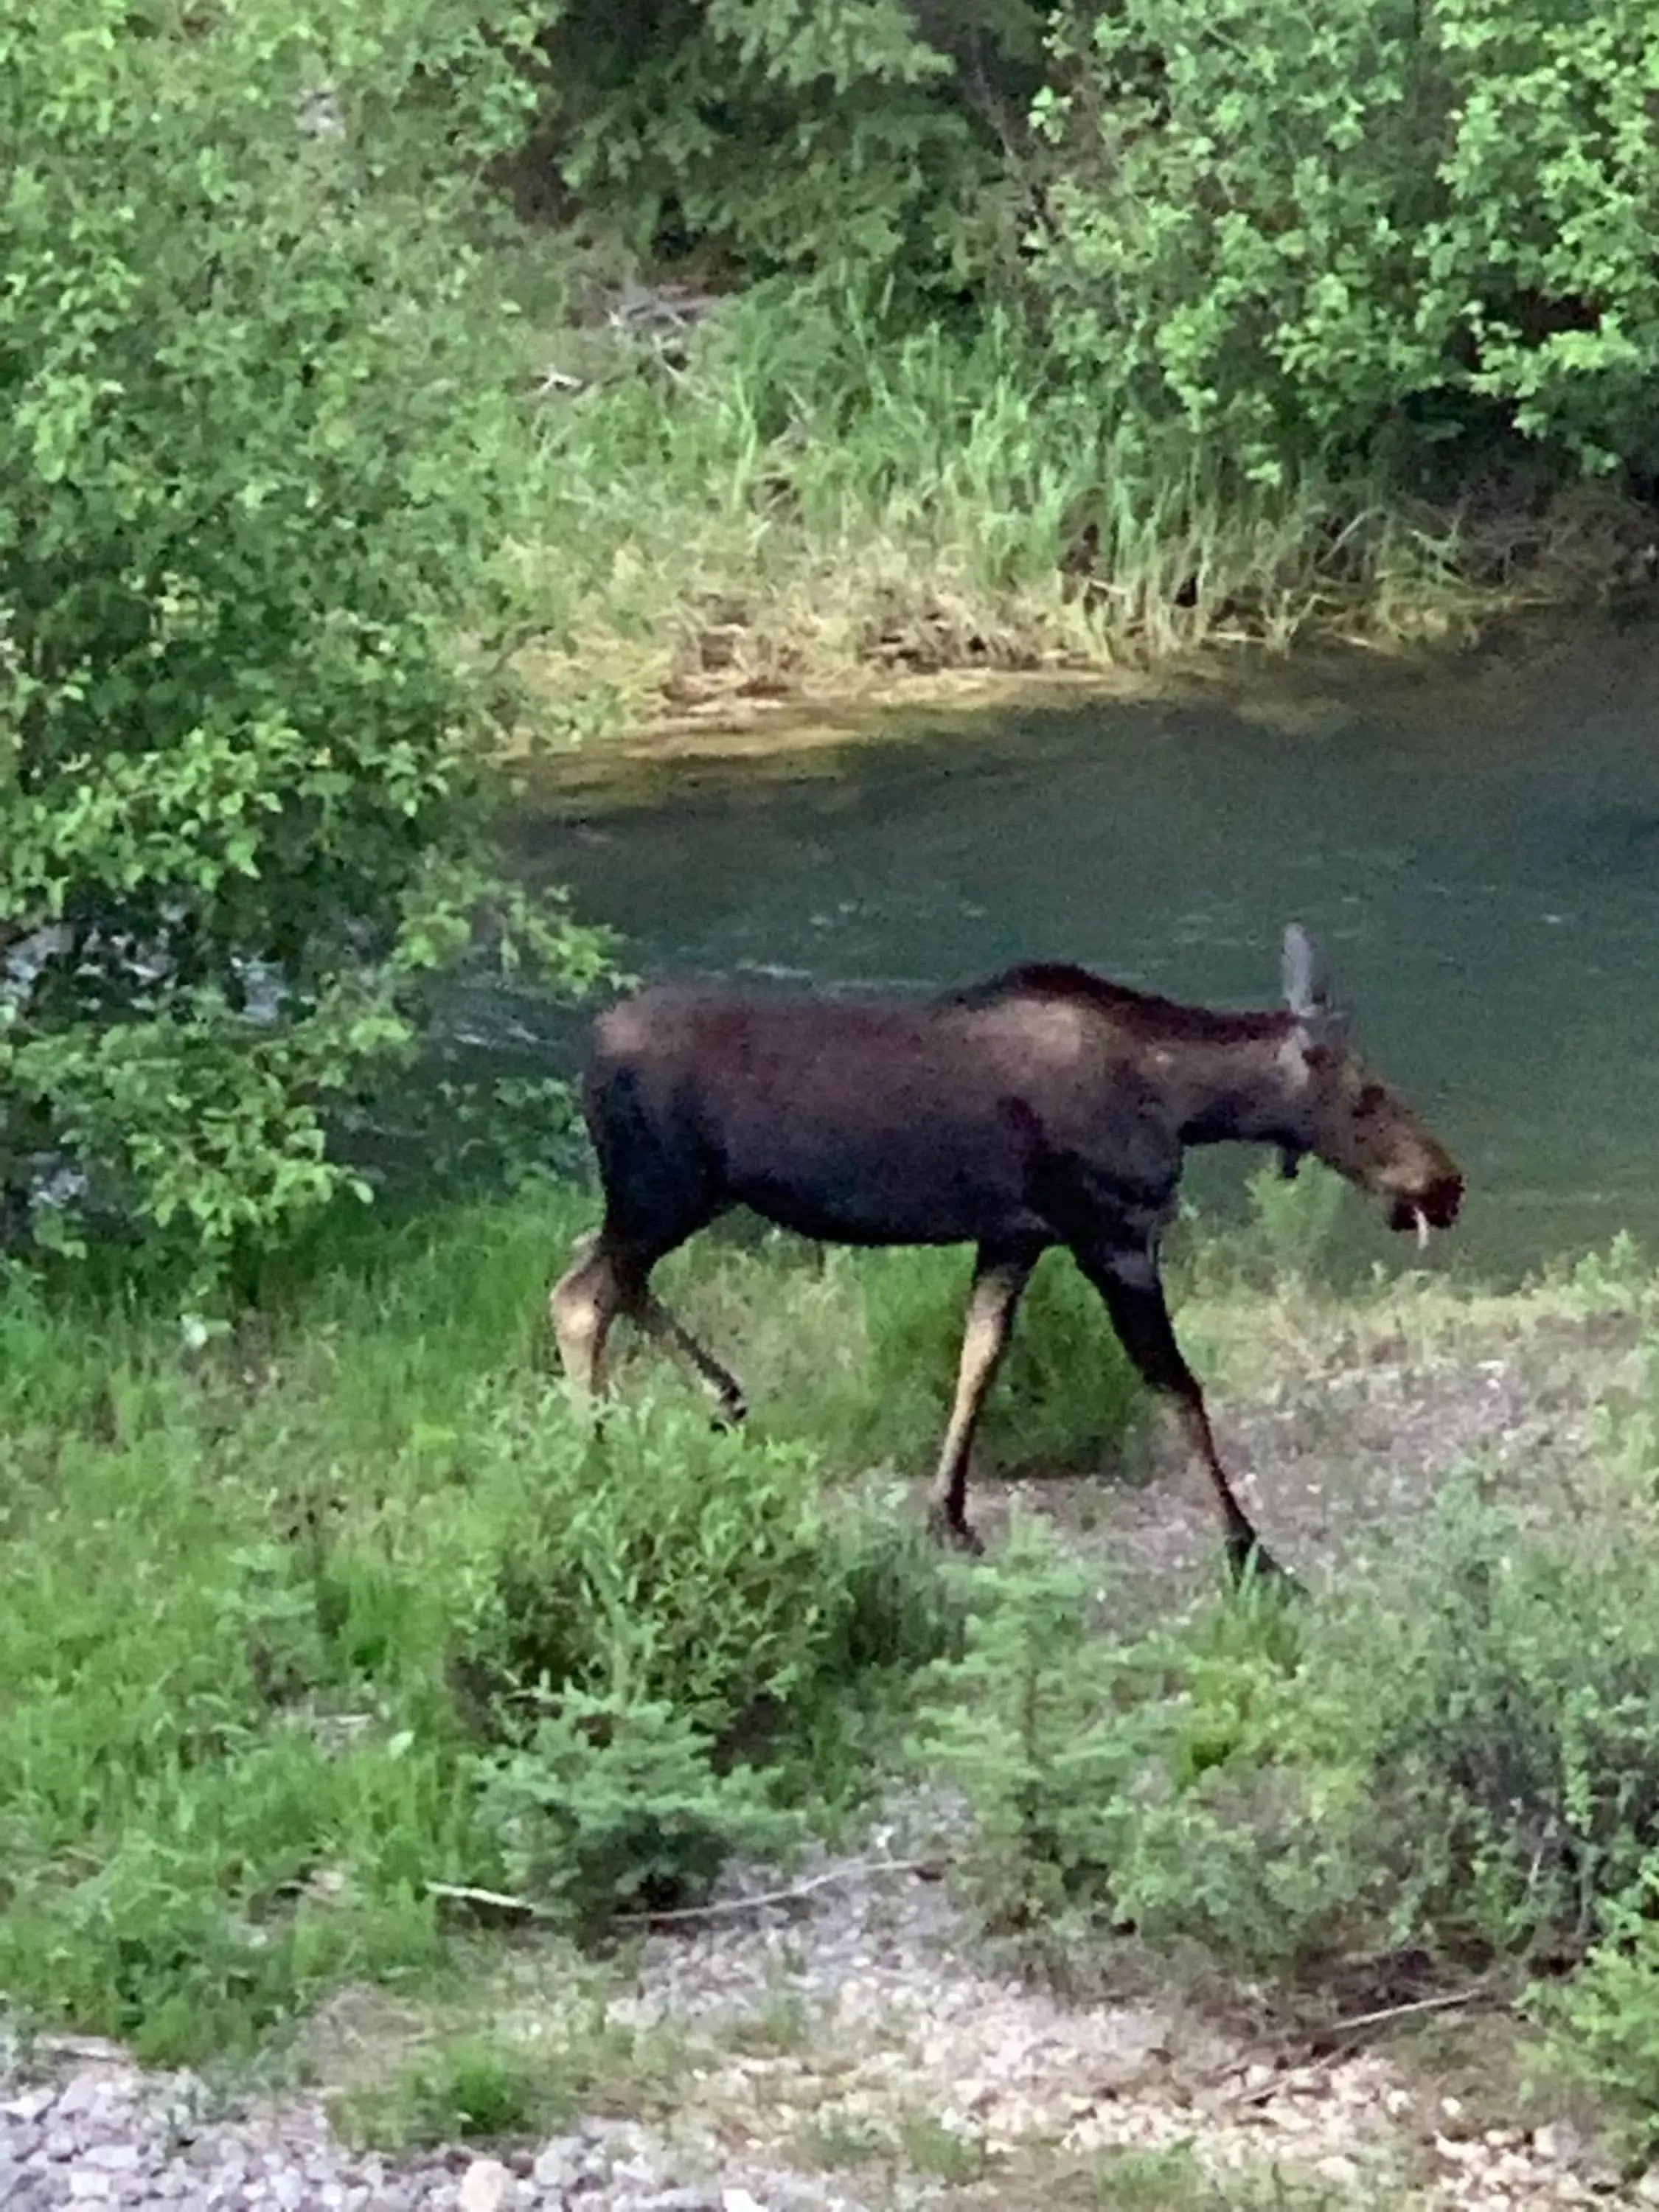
913, 1458, 1659, 2152
0, 1183, 1139, 2062
490, 268, 1657, 751
496, 279, 1488, 748
13, 1171, 1659, 2160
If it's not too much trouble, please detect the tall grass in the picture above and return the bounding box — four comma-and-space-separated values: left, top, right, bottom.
493, 277, 1467, 746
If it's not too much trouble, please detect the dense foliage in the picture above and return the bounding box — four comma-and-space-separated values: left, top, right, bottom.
1032, 0, 1659, 483
0, 0, 606, 1273
514, 0, 1659, 489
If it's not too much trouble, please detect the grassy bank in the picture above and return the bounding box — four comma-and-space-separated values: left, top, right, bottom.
481, 263, 1659, 757
10, 1171, 1659, 2156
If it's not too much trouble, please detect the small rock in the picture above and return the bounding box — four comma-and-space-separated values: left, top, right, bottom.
1314, 2154, 1363, 2188
83, 2142, 142, 2171
57, 2074, 115, 2120
630, 2192, 723, 2212
3, 2086, 56, 2123
532, 2137, 585, 2190
68, 2175, 114, 2202
1535, 2121, 1586, 2164
457, 2158, 513, 2212
1435, 2133, 1480, 2165
723, 2192, 767, 2212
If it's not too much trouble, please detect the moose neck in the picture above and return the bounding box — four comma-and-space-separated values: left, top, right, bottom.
1144, 1020, 1308, 1154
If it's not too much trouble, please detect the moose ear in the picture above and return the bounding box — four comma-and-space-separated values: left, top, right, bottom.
1281, 920, 1347, 1043
1281, 922, 1324, 1020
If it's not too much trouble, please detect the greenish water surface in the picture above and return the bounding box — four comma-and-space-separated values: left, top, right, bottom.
487, 616, 1659, 1285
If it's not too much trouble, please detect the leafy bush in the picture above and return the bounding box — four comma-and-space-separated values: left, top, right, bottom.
1032, 0, 1659, 485
917, 1486, 1659, 1980
1352, 1497, 1659, 1957
0, 0, 607, 1273
459, 1396, 854, 1736
473, 1691, 801, 1933
911, 1520, 1352, 1970
451, 1389, 960, 1924
1545, 1891, 1659, 2157
1242, 1158, 1350, 1287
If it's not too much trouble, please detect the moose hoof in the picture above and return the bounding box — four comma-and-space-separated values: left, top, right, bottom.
708, 1397, 748, 1433
926, 1501, 985, 1557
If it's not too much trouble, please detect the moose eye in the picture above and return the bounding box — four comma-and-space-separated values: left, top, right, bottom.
1354, 1082, 1385, 1117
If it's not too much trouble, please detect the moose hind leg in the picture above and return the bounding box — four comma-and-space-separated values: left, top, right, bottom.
550, 1228, 624, 1402
552, 1229, 746, 1422
926, 1242, 1043, 1554
632, 1288, 748, 1424
1074, 1243, 1294, 1588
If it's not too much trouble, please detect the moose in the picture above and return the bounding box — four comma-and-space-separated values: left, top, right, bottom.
549, 926, 1463, 1579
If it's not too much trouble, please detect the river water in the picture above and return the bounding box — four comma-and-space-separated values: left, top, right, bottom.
488, 615, 1659, 1285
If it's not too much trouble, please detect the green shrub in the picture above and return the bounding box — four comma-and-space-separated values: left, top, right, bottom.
1242, 1158, 1349, 1287
338, 2031, 575, 2149
911, 1519, 1351, 1970
1349, 1494, 1659, 1957
1032, 0, 1659, 485
0, 0, 606, 1274
917, 1486, 1659, 1980
1545, 1888, 1659, 2157
509, 0, 1040, 284
472, 1691, 801, 1933
458, 1394, 849, 1737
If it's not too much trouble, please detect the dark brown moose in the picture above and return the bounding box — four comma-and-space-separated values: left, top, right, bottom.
550, 926, 1463, 1579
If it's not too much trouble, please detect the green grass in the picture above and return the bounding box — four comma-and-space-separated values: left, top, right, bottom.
488, 270, 1494, 751
16, 1167, 1659, 2166
0, 1184, 1142, 2064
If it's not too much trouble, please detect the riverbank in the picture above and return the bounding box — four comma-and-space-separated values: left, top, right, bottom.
488, 266, 1659, 762
7, 1180, 1659, 2195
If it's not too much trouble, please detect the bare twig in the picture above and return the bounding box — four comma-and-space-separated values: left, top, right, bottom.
425, 1855, 942, 1933
614, 1856, 941, 1928
1322, 1986, 1495, 2039
1217, 1985, 1498, 2105
425, 1879, 556, 1919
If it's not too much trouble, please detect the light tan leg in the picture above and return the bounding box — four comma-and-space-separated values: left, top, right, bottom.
926, 1244, 1042, 1552
549, 1231, 620, 1402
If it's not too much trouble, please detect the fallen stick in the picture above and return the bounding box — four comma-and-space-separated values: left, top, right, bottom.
424, 1879, 554, 1919
1321, 1986, 1492, 2040
1220, 1985, 1498, 2105
615, 1856, 940, 1927
425, 1856, 941, 1931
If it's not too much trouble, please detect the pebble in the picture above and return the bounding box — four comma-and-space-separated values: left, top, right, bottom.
456, 2158, 513, 2212
0, 1787, 1630, 2210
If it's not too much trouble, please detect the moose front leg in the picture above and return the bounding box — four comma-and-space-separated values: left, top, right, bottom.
1074, 1244, 1292, 1587
926, 1239, 1044, 1554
